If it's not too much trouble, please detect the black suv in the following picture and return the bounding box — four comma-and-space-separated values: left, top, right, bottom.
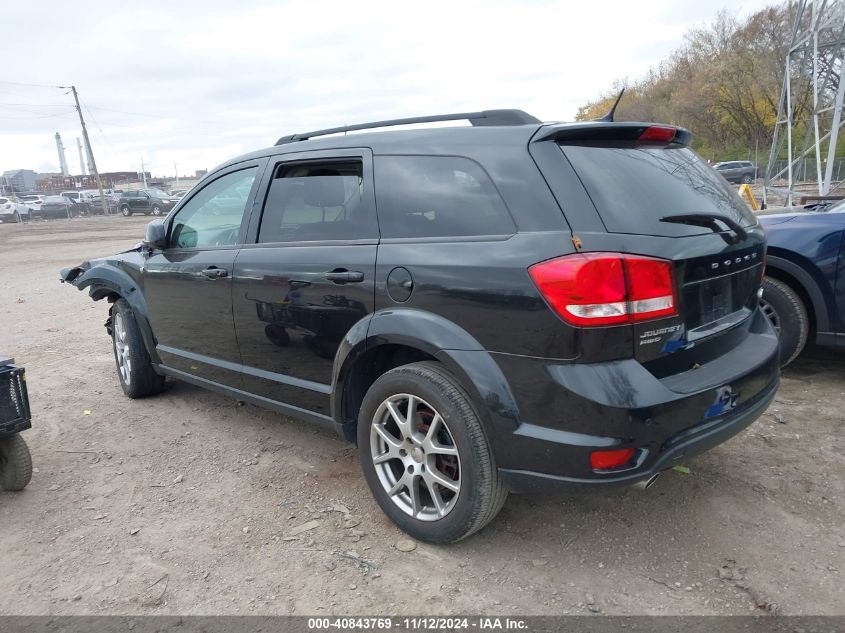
118, 189, 180, 216
61, 110, 779, 543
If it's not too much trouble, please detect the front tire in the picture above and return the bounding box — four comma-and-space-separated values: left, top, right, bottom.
357, 361, 507, 544
111, 299, 165, 398
761, 277, 809, 367
0, 433, 32, 491
151, 205, 162, 216
742, 173, 753, 184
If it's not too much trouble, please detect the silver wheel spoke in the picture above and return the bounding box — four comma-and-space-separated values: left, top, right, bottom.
406, 474, 421, 517
388, 473, 409, 497
426, 463, 460, 493
373, 423, 402, 449
424, 476, 447, 517
422, 415, 458, 456
386, 400, 411, 439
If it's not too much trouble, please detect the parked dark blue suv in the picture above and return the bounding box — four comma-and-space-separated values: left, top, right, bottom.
759, 202, 845, 365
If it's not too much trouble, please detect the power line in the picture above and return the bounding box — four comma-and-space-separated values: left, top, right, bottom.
0, 110, 77, 119
0, 80, 63, 89
0, 102, 72, 107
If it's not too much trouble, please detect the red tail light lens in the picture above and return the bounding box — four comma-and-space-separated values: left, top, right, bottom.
590, 448, 636, 470
528, 253, 677, 327
638, 125, 677, 144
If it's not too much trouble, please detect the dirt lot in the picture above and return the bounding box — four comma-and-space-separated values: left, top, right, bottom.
0, 215, 843, 616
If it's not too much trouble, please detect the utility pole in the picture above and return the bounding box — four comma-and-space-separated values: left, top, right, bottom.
62, 85, 109, 216
174, 162, 179, 188
140, 158, 147, 188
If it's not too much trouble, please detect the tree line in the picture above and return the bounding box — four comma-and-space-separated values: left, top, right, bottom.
576, 2, 842, 164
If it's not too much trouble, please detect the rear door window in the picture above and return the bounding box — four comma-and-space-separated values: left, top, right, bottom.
257, 160, 376, 243
560, 145, 757, 237
374, 155, 515, 239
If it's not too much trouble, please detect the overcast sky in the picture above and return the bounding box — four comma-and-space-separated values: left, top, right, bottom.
1, 0, 775, 178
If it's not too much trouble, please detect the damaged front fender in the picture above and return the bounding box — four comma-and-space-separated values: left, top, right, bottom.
59, 250, 160, 364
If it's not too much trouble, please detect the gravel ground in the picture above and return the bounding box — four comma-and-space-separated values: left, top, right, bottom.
0, 215, 842, 616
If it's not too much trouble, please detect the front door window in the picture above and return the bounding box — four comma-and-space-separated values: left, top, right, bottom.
169, 167, 258, 249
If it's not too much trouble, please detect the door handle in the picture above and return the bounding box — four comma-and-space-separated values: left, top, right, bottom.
324, 269, 364, 284
201, 267, 228, 279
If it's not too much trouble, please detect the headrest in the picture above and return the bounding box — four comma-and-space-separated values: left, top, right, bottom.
304, 169, 346, 207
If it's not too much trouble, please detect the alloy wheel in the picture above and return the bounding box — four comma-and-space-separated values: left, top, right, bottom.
113, 312, 132, 385
370, 393, 461, 521
760, 298, 781, 335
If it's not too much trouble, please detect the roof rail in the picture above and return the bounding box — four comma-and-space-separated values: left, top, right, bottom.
274, 109, 541, 145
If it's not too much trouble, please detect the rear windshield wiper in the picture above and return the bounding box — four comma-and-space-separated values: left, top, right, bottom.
660, 213, 748, 242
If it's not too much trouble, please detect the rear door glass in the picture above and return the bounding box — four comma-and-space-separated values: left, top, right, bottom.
560, 145, 757, 237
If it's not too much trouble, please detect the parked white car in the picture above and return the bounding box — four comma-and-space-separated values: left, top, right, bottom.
18, 194, 45, 214
0, 196, 31, 223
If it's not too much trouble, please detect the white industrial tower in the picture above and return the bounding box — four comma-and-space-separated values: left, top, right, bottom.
764, 0, 845, 206
54, 132, 69, 176
76, 137, 87, 175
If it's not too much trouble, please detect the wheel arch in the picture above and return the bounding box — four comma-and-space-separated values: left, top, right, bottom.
765, 250, 831, 336
69, 264, 160, 364
331, 309, 521, 452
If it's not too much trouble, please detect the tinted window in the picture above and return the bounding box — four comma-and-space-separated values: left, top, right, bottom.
561, 145, 757, 237
258, 160, 375, 243
375, 155, 514, 238
169, 167, 257, 248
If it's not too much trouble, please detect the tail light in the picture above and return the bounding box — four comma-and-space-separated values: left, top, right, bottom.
590, 448, 635, 470
528, 252, 677, 327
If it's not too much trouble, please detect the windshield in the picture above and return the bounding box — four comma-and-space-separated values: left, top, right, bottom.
560, 145, 758, 237
147, 189, 169, 198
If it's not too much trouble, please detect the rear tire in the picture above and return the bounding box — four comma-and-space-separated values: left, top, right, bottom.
761, 277, 809, 367
120, 205, 131, 217
111, 299, 165, 398
357, 361, 507, 544
151, 205, 162, 216
0, 434, 32, 491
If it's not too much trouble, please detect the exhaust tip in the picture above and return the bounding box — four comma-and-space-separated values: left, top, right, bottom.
632, 473, 661, 490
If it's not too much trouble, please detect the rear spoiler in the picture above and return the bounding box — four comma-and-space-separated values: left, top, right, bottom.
532, 121, 692, 147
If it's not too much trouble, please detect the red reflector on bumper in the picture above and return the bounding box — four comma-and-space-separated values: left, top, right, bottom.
590, 448, 635, 470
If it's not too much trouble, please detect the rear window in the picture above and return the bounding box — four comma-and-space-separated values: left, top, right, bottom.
374, 155, 515, 239
561, 145, 757, 237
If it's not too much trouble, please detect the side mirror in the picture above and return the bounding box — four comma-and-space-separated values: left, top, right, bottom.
144, 219, 167, 249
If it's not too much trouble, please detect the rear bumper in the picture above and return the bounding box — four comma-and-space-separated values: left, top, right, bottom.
499, 375, 777, 492
477, 308, 780, 492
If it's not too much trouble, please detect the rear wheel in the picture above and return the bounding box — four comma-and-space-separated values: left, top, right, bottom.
0, 433, 32, 491
761, 277, 809, 367
111, 299, 165, 398
120, 205, 131, 217
357, 361, 507, 543
151, 205, 162, 216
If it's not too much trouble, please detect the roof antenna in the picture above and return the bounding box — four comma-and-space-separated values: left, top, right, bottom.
595, 87, 625, 122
